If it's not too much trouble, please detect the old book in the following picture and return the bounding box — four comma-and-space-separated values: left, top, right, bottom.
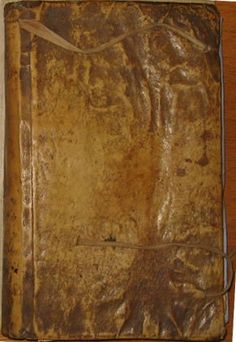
2, 1, 226, 340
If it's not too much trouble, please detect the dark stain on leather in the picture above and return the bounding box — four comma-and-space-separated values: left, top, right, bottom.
66, 303, 85, 335
2, 255, 13, 336
20, 1, 42, 9
76, 2, 104, 32
139, 3, 170, 23
176, 167, 186, 177
33, 3, 75, 81
19, 65, 31, 99
122, 250, 187, 338
20, 54, 30, 66
196, 152, 209, 167
167, 4, 219, 49
185, 158, 193, 163
22, 261, 35, 338
187, 14, 218, 49
95, 299, 123, 334
36, 288, 66, 333
4, 2, 36, 21
206, 49, 221, 82
35, 272, 85, 335
18, 5, 36, 74
43, 4, 72, 42
201, 130, 213, 141
22, 207, 30, 227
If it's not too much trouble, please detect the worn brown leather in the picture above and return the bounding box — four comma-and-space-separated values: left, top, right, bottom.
3, 1, 225, 341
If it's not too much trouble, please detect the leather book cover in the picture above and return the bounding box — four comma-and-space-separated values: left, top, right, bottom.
2, 1, 226, 340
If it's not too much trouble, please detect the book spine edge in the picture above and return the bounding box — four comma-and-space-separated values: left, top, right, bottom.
2, 3, 35, 339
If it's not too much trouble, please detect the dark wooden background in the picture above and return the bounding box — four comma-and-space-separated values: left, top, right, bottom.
0, 2, 235, 342
217, 2, 236, 342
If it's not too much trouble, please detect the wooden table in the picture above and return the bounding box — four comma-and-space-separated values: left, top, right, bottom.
0, 2, 236, 342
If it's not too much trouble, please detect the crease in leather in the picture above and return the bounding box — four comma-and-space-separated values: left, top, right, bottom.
19, 19, 210, 54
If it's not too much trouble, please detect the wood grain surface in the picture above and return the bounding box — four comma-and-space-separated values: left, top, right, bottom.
217, 2, 236, 342
0, 1, 236, 342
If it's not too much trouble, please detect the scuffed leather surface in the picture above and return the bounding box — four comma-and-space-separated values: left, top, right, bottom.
3, 1, 225, 341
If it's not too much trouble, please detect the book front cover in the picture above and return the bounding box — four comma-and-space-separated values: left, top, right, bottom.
3, 2, 225, 340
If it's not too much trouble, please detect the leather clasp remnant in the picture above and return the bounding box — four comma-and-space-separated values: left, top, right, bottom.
19, 19, 210, 54
77, 239, 236, 299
